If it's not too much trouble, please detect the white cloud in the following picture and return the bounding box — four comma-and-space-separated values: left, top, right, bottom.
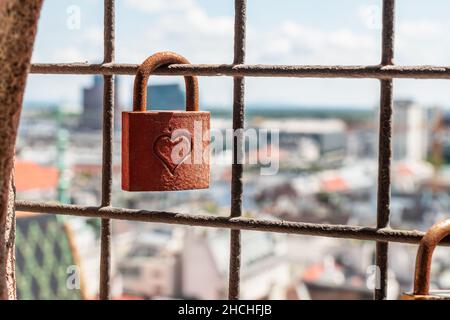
250, 21, 378, 65
399, 21, 443, 38
396, 20, 450, 65
83, 26, 103, 44
50, 25, 103, 63
30, 0, 450, 107
357, 4, 382, 31
123, 1, 380, 66
52, 46, 85, 62
120, 0, 234, 63
125, 0, 197, 13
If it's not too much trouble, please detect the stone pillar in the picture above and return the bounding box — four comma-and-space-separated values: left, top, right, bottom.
0, 0, 43, 300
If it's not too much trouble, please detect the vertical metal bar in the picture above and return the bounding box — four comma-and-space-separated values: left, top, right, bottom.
375, 0, 395, 300
99, 0, 115, 300
228, 0, 246, 300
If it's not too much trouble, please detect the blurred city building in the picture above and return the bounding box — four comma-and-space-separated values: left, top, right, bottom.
437, 109, 450, 164
147, 83, 184, 110
15, 95, 450, 299
392, 99, 428, 162
182, 228, 289, 300
80, 76, 121, 130
255, 118, 347, 166
81, 81, 184, 129
118, 225, 289, 299
14, 161, 59, 201
119, 226, 182, 298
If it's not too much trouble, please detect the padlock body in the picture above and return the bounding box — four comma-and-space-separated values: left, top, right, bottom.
122, 110, 210, 191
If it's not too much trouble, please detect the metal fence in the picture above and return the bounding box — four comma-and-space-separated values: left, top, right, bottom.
14, 0, 450, 300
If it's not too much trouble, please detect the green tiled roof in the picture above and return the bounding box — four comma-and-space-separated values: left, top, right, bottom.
15, 214, 82, 300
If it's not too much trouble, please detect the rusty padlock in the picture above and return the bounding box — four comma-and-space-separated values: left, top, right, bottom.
122, 52, 210, 191
403, 219, 450, 300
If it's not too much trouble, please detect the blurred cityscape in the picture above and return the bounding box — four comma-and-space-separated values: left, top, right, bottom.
15, 76, 450, 300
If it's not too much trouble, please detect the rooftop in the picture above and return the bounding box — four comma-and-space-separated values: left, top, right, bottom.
14, 161, 58, 192
256, 118, 347, 134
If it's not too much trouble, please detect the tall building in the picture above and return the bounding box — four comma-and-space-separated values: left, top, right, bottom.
392, 100, 428, 161
255, 118, 348, 165
146, 83, 184, 110
80, 75, 121, 130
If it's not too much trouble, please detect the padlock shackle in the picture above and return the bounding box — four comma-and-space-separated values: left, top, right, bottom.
413, 219, 450, 296
133, 52, 199, 112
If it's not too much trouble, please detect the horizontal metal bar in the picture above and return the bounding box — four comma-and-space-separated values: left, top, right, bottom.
30, 63, 450, 79
15, 200, 450, 246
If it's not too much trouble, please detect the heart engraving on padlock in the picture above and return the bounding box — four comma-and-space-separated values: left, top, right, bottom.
122, 51, 210, 191
153, 133, 192, 175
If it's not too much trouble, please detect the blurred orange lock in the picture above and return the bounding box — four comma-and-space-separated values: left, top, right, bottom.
402, 219, 450, 300
122, 52, 210, 191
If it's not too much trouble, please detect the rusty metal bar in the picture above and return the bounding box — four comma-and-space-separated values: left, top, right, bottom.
20, 0, 441, 301
0, 0, 44, 300
14, 200, 450, 246
375, 0, 395, 301
99, 0, 115, 301
29, 63, 450, 79
228, 0, 247, 301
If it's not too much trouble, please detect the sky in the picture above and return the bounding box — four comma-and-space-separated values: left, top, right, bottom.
24, 0, 450, 109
